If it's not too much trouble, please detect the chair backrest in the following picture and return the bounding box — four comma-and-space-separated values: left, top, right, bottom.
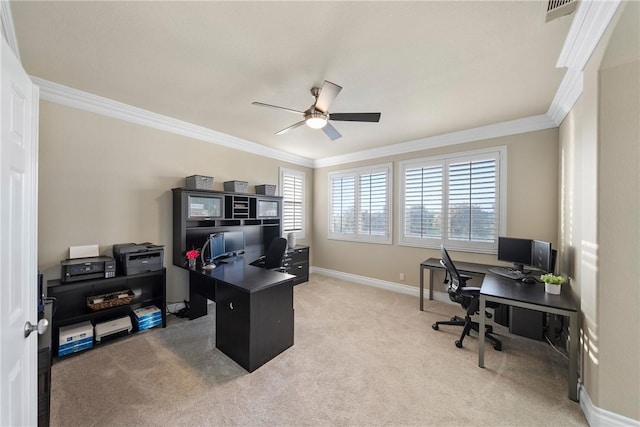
263, 237, 288, 269
440, 245, 465, 294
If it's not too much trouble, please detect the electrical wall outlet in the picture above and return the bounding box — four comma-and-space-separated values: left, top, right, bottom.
399, 273, 405, 281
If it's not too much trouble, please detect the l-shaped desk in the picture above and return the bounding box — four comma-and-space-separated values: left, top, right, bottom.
419, 257, 579, 401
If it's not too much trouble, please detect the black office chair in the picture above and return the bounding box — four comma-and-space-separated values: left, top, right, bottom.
432, 245, 502, 351
250, 237, 288, 270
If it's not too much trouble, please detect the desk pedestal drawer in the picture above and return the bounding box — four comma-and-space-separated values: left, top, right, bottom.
216, 280, 294, 372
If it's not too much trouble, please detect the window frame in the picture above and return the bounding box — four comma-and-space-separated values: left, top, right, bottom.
328, 162, 393, 244
398, 147, 507, 253
279, 167, 306, 239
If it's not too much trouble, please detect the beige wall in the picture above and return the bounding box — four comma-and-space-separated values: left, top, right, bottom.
559, 1, 639, 420
38, 101, 313, 303
312, 128, 559, 294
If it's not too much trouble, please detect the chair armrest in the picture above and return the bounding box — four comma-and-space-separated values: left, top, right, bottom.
460, 274, 473, 281
459, 286, 481, 295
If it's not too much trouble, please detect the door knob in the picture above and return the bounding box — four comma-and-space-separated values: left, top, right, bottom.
24, 318, 48, 338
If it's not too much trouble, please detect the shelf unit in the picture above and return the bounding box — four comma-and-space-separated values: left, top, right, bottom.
47, 269, 166, 358
172, 188, 282, 268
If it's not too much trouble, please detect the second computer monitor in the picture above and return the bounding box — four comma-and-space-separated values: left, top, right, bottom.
208, 233, 225, 262
224, 230, 245, 256
532, 240, 553, 273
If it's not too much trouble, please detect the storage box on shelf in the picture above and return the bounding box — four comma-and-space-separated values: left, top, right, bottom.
47, 269, 166, 358
255, 184, 276, 196
58, 321, 93, 356
224, 180, 248, 193
185, 175, 213, 190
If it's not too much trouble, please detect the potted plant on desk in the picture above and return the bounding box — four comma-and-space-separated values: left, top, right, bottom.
540, 274, 565, 295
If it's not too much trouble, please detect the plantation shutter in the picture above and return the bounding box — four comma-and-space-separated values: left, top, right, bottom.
282, 173, 303, 233
447, 158, 496, 242
330, 175, 356, 234
359, 172, 389, 236
404, 165, 443, 239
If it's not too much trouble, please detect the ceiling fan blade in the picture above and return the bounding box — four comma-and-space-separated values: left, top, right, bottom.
252, 102, 304, 115
322, 122, 342, 141
314, 80, 342, 113
275, 120, 306, 135
329, 112, 381, 122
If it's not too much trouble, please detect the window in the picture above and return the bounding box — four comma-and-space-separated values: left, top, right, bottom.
279, 168, 305, 238
399, 148, 505, 253
329, 163, 392, 244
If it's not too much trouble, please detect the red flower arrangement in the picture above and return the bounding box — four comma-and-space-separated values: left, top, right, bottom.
186, 249, 200, 260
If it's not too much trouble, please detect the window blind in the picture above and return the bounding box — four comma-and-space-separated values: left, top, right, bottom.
447, 159, 496, 243
359, 172, 389, 236
399, 149, 502, 252
330, 175, 356, 234
404, 165, 443, 239
328, 163, 392, 243
282, 173, 303, 233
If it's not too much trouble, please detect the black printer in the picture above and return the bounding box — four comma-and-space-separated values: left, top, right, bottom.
112, 243, 164, 276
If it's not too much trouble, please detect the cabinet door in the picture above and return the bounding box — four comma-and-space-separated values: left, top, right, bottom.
187, 194, 223, 220
257, 199, 279, 218
251, 281, 294, 371
215, 282, 250, 369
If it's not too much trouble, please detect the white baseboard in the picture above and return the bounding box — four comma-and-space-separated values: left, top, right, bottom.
310, 266, 453, 304
310, 265, 640, 427
580, 384, 640, 427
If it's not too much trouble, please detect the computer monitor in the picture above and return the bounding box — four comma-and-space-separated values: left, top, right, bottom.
497, 236, 532, 272
208, 233, 225, 261
532, 240, 552, 273
223, 230, 245, 256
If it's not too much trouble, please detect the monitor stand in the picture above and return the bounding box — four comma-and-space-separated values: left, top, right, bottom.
513, 263, 526, 274
219, 255, 243, 264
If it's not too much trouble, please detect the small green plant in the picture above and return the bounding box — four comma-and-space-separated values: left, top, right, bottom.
540, 274, 565, 285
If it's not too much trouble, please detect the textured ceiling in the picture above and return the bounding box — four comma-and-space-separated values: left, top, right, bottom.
11, 1, 574, 161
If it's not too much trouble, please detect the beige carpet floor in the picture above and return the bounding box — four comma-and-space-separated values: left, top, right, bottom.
50, 274, 587, 426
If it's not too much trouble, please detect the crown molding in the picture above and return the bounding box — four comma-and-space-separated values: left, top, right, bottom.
557, 0, 622, 71
548, 0, 622, 125
32, 77, 314, 168
313, 114, 557, 168
547, 68, 584, 126
0, 0, 20, 60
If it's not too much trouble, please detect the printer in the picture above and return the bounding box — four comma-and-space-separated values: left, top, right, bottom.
112, 243, 164, 276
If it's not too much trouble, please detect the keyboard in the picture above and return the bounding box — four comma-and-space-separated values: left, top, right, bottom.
488, 267, 526, 280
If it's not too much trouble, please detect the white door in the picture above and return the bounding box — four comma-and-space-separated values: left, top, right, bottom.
0, 37, 39, 426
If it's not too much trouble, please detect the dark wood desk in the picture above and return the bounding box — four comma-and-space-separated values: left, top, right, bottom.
188, 261, 296, 372
419, 257, 495, 310
478, 273, 579, 401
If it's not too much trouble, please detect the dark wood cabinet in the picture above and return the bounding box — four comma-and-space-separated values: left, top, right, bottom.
283, 245, 309, 285
216, 279, 294, 372
47, 269, 166, 357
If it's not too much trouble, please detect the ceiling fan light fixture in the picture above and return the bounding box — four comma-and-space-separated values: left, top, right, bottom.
305, 111, 328, 129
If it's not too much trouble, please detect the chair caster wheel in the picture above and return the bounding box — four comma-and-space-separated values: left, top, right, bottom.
432, 324, 439, 330
494, 343, 502, 351
455, 340, 463, 348
450, 316, 458, 322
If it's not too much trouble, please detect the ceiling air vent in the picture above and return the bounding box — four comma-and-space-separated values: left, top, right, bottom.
544, 0, 579, 23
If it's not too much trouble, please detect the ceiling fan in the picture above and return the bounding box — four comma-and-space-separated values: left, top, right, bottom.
252, 80, 381, 141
